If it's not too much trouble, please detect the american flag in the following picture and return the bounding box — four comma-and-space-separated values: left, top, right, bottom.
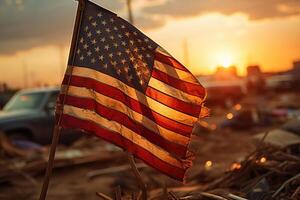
59, 0, 206, 181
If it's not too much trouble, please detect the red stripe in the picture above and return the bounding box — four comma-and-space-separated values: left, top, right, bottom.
62, 75, 193, 137
60, 114, 186, 181
154, 52, 188, 71
61, 94, 187, 158
151, 68, 206, 99
146, 87, 201, 118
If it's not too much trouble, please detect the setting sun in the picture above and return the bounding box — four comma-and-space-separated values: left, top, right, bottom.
217, 53, 233, 68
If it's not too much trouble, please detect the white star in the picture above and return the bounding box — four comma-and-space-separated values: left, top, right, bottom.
121, 25, 126, 29
124, 66, 129, 73
125, 32, 130, 37
125, 49, 130, 54
110, 35, 115, 40
91, 21, 97, 27
87, 51, 92, 56
144, 38, 149, 43
105, 28, 111, 33
96, 30, 101, 34
95, 47, 100, 52
146, 54, 151, 58
148, 45, 153, 49
117, 69, 121, 75
76, 49, 80, 54
129, 56, 134, 62
103, 63, 108, 69
134, 63, 139, 70
100, 38, 106, 42
133, 48, 138, 53
97, 12, 102, 17
129, 40, 134, 45
108, 53, 113, 58
138, 54, 143, 60
133, 31, 138, 35
104, 45, 110, 50
88, 16, 93, 21
80, 37, 84, 43
121, 59, 126, 64
117, 52, 122, 56
114, 26, 118, 31
111, 61, 117, 66
118, 34, 123, 39
80, 56, 84, 60
99, 55, 104, 61
83, 44, 88, 49
110, 18, 115, 22
92, 39, 97, 44
138, 39, 142, 43
87, 32, 92, 37
84, 26, 88, 31
101, 20, 107, 25
121, 41, 126, 46
113, 43, 118, 48
139, 79, 144, 85
91, 58, 96, 63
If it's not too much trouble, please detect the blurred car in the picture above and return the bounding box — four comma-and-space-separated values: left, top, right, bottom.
220, 104, 273, 130
0, 87, 81, 145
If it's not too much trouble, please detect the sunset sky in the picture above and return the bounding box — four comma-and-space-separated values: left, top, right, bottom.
1, 0, 300, 88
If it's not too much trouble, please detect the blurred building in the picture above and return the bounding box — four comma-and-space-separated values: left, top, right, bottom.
215, 66, 238, 80
246, 65, 266, 94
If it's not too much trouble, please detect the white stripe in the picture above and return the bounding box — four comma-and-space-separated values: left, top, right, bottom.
154, 60, 199, 84
156, 47, 171, 57
63, 105, 183, 168
67, 66, 198, 126
148, 77, 203, 105
63, 85, 189, 145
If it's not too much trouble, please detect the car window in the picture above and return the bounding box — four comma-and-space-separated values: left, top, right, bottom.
4, 92, 45, 111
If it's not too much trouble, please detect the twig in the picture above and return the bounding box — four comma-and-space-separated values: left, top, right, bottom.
291, 186, 300, 199
115, 185, 122, 200
272, 173, 300, 198
200, 192, 228, 200
168, 191, 179, 200
127, 153, 147, 200
96, 192, 113, 200
227, 193, 248, 200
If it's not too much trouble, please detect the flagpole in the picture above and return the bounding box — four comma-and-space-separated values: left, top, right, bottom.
38, 1, 86, 200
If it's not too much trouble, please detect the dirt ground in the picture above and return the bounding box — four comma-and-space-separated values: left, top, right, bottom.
0, 132, 257, 200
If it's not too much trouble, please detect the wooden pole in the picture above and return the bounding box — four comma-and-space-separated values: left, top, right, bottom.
126, 0, 134, 24
38, 1, 86, 200
127, 154, 147, 200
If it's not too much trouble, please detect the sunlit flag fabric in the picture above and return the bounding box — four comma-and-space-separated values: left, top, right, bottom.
59, 0, 207, 181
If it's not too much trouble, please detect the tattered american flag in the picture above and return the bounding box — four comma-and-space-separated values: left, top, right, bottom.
59, 0, 207, 181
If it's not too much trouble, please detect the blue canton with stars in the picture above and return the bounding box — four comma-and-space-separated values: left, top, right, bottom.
72, 1, 158, 92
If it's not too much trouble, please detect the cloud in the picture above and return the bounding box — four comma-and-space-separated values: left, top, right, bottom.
2, 0, 300, 54
143, 0, 300, 21
135, 15, 166, 30
0, 0, 125, 54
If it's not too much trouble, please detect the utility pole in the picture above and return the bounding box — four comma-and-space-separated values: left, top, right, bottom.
126, 0, 134, 24
183, 39, 190, 67
22, 60, 28, 88
59, 45, 66, 79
